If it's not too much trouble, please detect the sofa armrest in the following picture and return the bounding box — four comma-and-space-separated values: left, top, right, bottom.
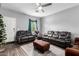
65, 48, 79, 56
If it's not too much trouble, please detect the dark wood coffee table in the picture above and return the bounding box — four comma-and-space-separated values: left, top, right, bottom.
33, 39, 50, 53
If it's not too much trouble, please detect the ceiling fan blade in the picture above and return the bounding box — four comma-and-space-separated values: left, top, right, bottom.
42, 3, 52, 7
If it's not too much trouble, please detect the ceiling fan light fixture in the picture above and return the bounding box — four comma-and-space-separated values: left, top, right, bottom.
36, 9, 44, 13
38, 6, 42, 10
35, 3, 45, 13
36, 3, 40, 6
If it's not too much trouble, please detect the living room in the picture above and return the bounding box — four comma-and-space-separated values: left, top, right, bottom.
0, 3, 79, 56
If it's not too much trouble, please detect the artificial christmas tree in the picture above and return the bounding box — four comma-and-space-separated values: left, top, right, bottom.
0, 14, 6, 52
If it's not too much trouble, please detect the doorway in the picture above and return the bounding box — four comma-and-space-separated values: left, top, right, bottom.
3, 16, 16, 42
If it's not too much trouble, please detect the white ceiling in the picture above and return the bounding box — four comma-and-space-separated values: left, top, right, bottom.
1, 3, 79, 17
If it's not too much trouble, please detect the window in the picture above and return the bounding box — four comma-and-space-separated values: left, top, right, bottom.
28, 19, 38, 34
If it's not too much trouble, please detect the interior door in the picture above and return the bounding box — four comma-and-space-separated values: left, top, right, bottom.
3, 16, 16, 42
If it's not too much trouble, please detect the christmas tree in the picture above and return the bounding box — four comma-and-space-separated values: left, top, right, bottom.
0, 14, 6, 43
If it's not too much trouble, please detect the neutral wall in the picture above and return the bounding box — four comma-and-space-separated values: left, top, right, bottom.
41, 5, 79, 41
0, 8, 40, 31
0, 8, 40, 42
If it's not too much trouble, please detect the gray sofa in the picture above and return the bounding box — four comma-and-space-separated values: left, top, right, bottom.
38, 31, 72, 48
15, 30, 35, 44
48, 31, 71, 48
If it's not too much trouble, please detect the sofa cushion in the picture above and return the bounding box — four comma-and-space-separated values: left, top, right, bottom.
53, 34, 59, 39
21, 36, 29, 39
59, 35, 66, 39
16, 30, 26, 36
26, 31, 32, 36
29, 36, 34, 38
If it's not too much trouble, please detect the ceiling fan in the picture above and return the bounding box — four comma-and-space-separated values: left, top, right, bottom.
35, 3, 52, 13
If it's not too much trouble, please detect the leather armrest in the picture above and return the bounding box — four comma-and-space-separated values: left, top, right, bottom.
65, 48, 79, 56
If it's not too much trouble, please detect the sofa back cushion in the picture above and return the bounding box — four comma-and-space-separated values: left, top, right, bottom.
16, 30, 32, 37
26, 31, 32, 36
53, 31, 59, 39
58, 31, 71, 39
48, 31, 54, 36
47, 31, 71, 40
16, 30, 26, 36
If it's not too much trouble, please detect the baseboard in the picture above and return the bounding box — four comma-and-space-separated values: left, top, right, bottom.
6, 41, 16, 44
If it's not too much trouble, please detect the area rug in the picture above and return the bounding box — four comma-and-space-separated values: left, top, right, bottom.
21, 43, 56, 56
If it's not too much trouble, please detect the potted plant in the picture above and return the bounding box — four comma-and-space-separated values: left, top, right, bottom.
0, 14, 7, 52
